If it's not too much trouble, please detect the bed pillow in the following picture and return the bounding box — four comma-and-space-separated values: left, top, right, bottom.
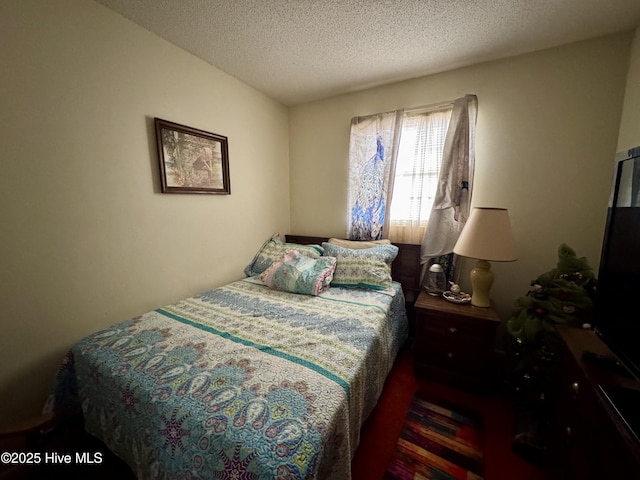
328, 238, 391, 249
244, 234, 324, 277
322, 242, 399, 290
260, 250, 337, 296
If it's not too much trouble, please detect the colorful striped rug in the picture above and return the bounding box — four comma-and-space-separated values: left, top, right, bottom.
384, 391, 484, 480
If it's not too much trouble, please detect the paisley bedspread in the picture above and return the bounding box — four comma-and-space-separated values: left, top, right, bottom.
46, 277, 408, 479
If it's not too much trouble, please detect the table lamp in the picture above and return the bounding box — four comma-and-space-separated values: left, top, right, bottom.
453, 207, 517, 307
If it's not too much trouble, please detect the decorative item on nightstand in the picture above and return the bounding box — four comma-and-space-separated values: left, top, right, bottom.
453, 207, 517, 307
425, 263, 447, 296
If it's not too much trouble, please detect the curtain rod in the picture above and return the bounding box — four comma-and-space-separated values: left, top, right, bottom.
405, 99, 456, 115
351, 97, 461, 123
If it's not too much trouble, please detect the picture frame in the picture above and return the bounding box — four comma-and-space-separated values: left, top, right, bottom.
154, 118, 230, 194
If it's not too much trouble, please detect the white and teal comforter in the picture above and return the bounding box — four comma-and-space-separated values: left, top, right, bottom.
47, 277, 408, 479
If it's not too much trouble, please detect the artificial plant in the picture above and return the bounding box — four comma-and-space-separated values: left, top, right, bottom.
504, 243, 597, 461
504, 243, 597, 404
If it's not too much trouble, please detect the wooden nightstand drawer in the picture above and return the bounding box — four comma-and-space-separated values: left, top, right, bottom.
417, 317, 496, 343
416, 323, 492, 361
412, 291, 500, 390
419, 347, 484, 371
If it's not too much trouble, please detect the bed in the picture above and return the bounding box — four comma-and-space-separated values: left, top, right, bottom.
45, 234, 415, 479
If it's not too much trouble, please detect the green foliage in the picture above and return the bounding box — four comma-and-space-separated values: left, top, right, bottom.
504, 244, 597, 406
506, 243, 596, 343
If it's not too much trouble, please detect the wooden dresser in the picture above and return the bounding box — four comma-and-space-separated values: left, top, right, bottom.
547, 326, 640, 479
412, 291, 500, 390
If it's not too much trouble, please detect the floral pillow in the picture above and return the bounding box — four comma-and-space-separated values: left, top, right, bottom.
260, 250, 337, 296
244, 234, 324, 277
322, 242, 398, 290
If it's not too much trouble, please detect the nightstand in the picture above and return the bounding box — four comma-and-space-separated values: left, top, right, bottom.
413, 290, 501, 390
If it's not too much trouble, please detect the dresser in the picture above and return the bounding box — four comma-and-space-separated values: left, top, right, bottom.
547, 326, 640, 479
412, 291, 500, 390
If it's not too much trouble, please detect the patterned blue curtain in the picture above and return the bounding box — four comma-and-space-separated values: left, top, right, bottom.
347, 110, 403, 240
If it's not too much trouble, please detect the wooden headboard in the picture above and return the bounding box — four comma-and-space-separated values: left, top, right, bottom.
285, 235, 422, 306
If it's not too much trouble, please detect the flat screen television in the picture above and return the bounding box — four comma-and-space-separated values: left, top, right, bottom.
594, 145, 640, 382
594, 146, 640, 443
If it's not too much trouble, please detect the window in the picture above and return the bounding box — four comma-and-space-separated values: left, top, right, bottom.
388, 107, 452, 244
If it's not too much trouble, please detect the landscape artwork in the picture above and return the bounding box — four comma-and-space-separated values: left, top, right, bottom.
155, 118, 230, 194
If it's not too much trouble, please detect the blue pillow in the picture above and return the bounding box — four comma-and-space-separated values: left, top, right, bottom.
260, 250, 337, 295
244, 234, 324, 277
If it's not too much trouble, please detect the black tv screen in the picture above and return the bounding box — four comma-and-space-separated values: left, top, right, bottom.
594, 146, 640, 382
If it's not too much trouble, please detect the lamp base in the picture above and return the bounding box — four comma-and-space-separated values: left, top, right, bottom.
470, 260, 494, 307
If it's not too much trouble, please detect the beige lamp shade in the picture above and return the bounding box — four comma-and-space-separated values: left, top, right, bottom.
453, 207, 517, 262
453, 207, 517, 307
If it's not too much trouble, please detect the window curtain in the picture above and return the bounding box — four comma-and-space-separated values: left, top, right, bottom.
420, 94, 478, 283
347, 110, 403, 240
388, 109, 452, 244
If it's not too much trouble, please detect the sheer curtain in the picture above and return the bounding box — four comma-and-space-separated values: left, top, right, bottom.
347, 110, 403, 240
420, 94, 478, 282
388, 109, 452, 244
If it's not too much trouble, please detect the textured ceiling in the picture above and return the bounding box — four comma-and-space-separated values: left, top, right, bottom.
94, 0, 640, 106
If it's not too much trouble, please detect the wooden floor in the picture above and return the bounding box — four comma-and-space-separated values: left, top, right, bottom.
352, 344, 547, 480
4, 344, 546, 480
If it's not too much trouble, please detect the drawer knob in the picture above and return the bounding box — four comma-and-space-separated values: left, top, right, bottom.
447, 352, 454, 359
570, 382, 580, 394
565, 426, 572, 437
448, 327, 458, 334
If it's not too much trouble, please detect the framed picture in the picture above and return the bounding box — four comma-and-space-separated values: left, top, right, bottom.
154, 118, 230, 194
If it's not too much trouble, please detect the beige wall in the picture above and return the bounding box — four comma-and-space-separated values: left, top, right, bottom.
290, 33, 633, 321
618, 28, 640, 150
2, 0, 637, 426
0, 0, 290, 423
